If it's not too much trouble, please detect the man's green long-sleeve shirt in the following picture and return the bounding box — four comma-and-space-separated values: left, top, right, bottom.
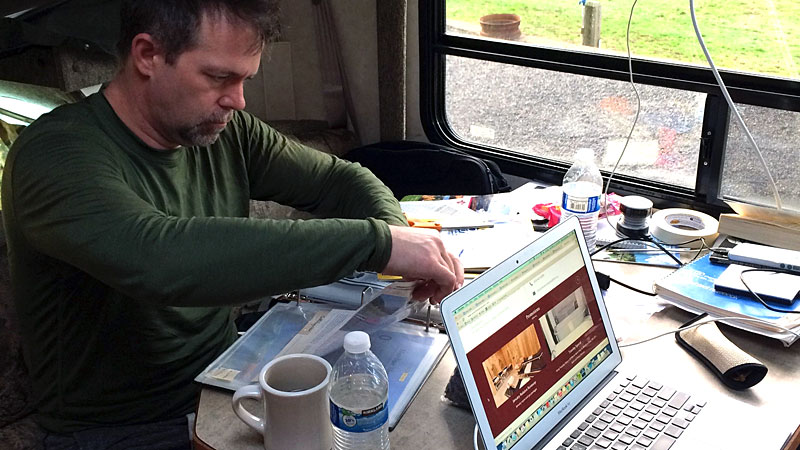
1, 92, 406, 433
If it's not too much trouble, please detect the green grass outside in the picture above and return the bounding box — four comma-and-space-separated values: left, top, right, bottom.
447, 0, 800, 79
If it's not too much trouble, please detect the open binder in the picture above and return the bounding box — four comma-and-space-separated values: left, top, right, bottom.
195, 301, 449, 430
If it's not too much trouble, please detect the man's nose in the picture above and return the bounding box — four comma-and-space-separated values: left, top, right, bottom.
219, 82, 246, 111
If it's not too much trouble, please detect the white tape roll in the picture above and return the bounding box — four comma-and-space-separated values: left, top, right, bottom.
650, 208, 719, 247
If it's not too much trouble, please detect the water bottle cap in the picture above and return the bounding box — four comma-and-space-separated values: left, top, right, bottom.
343, 331, 371, 354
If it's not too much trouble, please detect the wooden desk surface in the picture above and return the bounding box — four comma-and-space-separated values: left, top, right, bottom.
195, 263, 800, 449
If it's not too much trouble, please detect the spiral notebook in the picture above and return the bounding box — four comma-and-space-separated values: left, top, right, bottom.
654, 254, 800, 346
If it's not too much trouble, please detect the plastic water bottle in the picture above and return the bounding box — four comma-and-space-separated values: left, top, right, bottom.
329, 331, 390, 450
561, 148, 603, 251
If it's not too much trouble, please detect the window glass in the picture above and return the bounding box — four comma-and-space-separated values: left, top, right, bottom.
445, 55, 705, 188
445, 0, 800, 81
721, 104, 800, 212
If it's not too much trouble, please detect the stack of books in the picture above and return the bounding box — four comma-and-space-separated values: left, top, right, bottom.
718, 200, 800, 251
718, 213, 800, 251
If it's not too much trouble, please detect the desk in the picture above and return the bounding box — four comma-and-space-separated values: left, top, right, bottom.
194, 263, 800, 449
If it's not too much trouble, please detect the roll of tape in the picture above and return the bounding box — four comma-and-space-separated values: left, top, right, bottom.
650, 208, 719, 247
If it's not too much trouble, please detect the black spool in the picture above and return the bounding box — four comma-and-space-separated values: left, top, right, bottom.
616, 196, 653, 238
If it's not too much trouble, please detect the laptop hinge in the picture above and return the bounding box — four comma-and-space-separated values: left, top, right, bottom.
532, 370, 619, 450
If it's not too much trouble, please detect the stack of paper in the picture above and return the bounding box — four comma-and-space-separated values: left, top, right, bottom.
718, 201, 800, 251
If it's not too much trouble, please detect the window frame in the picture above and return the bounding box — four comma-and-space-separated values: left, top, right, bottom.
419, 0, 800, 216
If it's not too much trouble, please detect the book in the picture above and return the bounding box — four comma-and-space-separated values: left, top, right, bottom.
718, 213, 800, 252
654, 254, 800, 346
195, 301, 450, 430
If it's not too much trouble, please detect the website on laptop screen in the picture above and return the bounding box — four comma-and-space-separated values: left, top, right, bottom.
452, 231, 614, 449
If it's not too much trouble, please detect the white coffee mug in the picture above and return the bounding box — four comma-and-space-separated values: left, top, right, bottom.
232, 353, 333, 450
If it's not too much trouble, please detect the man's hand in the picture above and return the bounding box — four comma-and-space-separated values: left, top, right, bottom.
383, 225, 464, 304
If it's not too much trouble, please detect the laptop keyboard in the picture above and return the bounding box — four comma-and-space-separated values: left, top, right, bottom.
559, 375, 705, 450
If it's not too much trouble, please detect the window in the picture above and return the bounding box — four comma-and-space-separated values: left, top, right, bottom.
421, 1, 800, 214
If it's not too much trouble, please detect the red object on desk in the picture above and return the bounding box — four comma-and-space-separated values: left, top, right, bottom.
533, 203, 561, 228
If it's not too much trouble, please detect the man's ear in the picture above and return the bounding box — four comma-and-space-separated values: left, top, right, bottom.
128, 33, 164, 77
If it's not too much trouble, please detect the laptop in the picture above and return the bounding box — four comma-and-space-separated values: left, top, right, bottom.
440, 216, 782, 450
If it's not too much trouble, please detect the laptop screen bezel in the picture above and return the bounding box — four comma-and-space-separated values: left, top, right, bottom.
440, 216, 623, 450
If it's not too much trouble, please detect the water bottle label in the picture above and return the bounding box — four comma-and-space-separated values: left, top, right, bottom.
562, 192, 600, 214
330, 400, 388, 433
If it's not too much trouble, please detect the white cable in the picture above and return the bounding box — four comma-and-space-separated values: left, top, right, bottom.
619, 315, 800, 347
602, 0, 641, 231
689, 0, 783, 210
473, 422, 480, 450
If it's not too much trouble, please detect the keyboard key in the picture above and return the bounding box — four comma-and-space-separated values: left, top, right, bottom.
629, 445, 647, 450
616, 415, 632, 426
672, 417, 690, 429
651, 398, 666, 408
586, 414, 598, 423
586, 428, 601, 439
600, 400, 610, 408
607, 393, 617, 401
579, 422, 590, 431
578, 435, 595, 446
613, 386, 624, 394
649, 422, 665, 432
645, 404, 660, 415
636, 436, 654, 447
630, 400, 647, 411
642, 386, 659, 397
606, 406, 622, 416
625, 425, 642, 437
603, 430, 620, 441
562, 437, 574, 447
643, 427, 659, 439
651, 434, 677, 450
680, 412, 695, 422
622, 407, 638, 418
609, 422, 625, 433
572, 444, 588, 450
635, 393, 651, 404
649, 381, 663, 390
667, 392, 690, 410
656, 387, 675, 401
571, 429, 582, 439
631, 376, 649, 388
662, 406, 679, 417
613, 400, 628, 410
619, 433, 634, 445
557, 446, 568, 450
655, 413, 671, 424
599, 413, 615, 424
625, 386, 641, 395
594, 407, 604, 416
594, 437, 613, 448
632, 418, 648, 429
611, 442, 627, 450
620, 392, 635, 402
639, 412, 655, 422
664, 424, 683, 439
592, 421, 608, 432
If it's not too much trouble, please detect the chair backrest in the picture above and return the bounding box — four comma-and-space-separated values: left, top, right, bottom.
343, 140, 511, 200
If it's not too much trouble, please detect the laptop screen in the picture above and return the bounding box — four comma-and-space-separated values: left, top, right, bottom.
449, 228, 616, 449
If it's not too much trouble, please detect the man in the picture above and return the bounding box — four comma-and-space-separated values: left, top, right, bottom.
1, 0, 463, 448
